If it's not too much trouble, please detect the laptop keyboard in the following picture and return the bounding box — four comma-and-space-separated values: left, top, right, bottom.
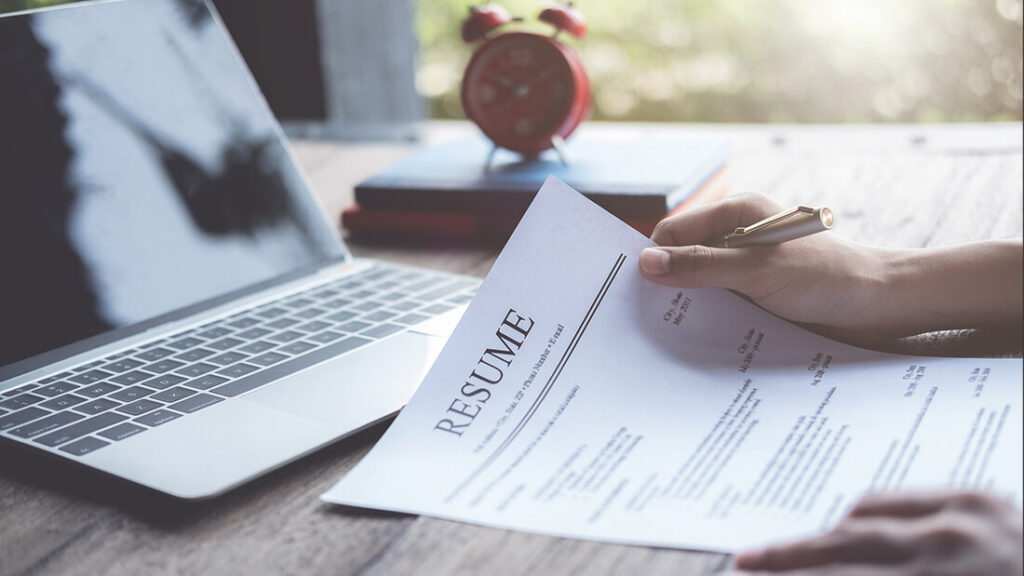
0, 264, 478, 457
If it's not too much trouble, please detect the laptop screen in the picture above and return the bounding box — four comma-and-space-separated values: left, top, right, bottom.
0, 0, 346, 370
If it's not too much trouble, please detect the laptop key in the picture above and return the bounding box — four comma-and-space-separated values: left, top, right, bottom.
168, 394, 223, 414
419, 281, 473, 301
196, 326, 233, 340
226, 316, 261, 329
102, 358, 145, 373
211, 336, 373, 397
248, 352, 289, 367
238, 340, 276, 354
59, 437, 110, 456
150, 387, 196, 403
361, 323, 405, 339
33, 379, 78, 397
174, 363, 217, 378
338, 320, 372, 333
388, 301, 421, 312
207, 351, 248, 366
68, 369, 113, 385
141, 374, 187, 390
308, 330, 344, 344
0, 407, 51, 431
216, 363, 260, 378
79, 383, 120, 398
146, 359, 186, 373
39, 394, 88, 410
98, 422, 146, 441
0, 393, 45, 410
110, 386, 155, 402
134, 409, 181, 427
3, 384, 38, 397
268, 330, 303, 343
116, 399, 163, 416
393, 312, 430, 325
255, 307, 288, 319
406, 277, 444, 292
363, 310, 398, 323
208, 336, 245, 350
421, 303, 456, 315
174, 348, 216, 362
351, 301, 385, 312
294, 307, 327, 319
284, 297, 315, 309
74, 398, 120, 416
10, 411, 85, 439
448, 293, 475, 305
279, 341, 318, 355
321, 298, 352, 309
324, 310, 358, 323
186, 374, 229, 390
135, 347, 175, 362
236, 327, 272, 340
295, 320, 331, 333
266, 317, 300, 330
167, 337, 204, 350
34, 412, 128, 447
109, 370, 154, 386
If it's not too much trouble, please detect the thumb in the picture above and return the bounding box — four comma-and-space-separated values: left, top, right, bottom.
639, 245, 758, 290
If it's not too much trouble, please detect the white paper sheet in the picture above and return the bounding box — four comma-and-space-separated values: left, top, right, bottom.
323, 177, 1023, 553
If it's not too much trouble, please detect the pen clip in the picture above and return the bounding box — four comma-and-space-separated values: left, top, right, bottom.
730, 206, 814, 237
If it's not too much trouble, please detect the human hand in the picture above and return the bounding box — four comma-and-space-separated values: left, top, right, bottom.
724, 490, 1023, 575
639, 193, 897, 343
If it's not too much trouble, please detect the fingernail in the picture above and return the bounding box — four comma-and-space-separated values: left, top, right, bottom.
641, 248, 670, 276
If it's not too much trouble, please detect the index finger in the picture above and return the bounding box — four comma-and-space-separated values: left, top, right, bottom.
650, 192, 783, 247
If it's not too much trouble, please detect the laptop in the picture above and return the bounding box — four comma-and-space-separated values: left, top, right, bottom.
0, 0, 477, 499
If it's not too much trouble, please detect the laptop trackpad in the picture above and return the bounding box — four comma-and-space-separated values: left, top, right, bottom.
241, 332, 445, 430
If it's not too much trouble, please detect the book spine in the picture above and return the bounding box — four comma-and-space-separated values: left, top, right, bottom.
354, 184, 672, 218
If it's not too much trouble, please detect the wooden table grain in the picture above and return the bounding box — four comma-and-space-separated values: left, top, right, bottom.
2, 123, 1021, 576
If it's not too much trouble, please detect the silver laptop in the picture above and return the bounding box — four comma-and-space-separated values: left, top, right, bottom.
0, 0, 476, 499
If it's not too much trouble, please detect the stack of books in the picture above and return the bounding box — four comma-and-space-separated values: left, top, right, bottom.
342, 130, 731, 243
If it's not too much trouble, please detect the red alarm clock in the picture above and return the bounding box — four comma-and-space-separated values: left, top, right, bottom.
460, 3, 591, 161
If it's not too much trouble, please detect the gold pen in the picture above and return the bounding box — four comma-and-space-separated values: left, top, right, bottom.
717, 206, 834, 248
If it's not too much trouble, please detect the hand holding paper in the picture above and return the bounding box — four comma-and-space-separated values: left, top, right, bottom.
323, 177, 1022, 554
641, 192, 1024, 344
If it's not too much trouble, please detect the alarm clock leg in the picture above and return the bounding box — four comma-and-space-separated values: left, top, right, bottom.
483, 145, 499, 170
551, 135, 571, 166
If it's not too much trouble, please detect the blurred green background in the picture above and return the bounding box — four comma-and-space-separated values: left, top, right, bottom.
5, 0, 1022, 123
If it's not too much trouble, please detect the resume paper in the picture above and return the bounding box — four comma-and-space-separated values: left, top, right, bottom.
323, 177, 1023, 552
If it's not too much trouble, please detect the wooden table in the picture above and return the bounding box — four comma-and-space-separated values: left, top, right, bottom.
2, 122, 1021, 576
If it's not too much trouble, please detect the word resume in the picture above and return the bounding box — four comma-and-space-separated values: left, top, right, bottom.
323, 177, 1022, 552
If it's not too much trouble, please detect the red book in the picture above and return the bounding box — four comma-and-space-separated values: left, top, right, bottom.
342, 165, 730, 244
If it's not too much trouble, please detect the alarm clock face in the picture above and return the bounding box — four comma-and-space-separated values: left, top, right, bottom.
462, 32, 590, 155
